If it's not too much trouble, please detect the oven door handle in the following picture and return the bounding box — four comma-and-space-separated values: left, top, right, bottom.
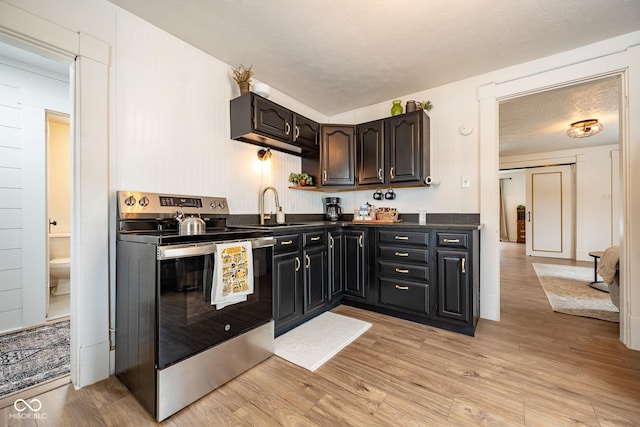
157, 243, 217, 260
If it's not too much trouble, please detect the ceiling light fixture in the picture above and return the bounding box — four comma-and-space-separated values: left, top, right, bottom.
566, 119, 603, 138
257, 148, 272, 161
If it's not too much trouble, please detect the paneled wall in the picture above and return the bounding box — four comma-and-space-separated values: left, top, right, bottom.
0, 58, 70, 332
114, 11, 327, 215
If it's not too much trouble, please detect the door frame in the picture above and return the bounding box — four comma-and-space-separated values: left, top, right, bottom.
479, 48, 638, 349
1, 2, 112, 386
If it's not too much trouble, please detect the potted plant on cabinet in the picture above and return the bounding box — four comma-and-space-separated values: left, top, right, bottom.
288, 172, 314, 186
232, 64, 253, 94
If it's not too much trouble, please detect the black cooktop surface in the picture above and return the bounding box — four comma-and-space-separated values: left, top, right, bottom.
117, 227, 270, 245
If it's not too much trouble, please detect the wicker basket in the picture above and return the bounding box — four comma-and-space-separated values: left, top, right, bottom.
376, 211, 398, 221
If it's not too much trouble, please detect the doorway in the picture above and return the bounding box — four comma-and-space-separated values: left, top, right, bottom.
46, 111, 71, 320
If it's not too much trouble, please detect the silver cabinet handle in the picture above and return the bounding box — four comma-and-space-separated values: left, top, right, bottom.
329, 235, 334, 248
305, 254, 311, 269
443, 238, 460, 243
323, 170, 327, 182
285, 122, 291, 135
395, 285, 409, 290
395, 268, 409, 274
295, 256, 301, 272
394, 235, 409, 240
359, 235, 363, 247
280, 240, 293, 245
310, 236, 321, 241
394, 252, 409, 257
462, 257, 466, 274
378, 168, 383, 180
390, 167, 395, 179
294, 126, 300, 140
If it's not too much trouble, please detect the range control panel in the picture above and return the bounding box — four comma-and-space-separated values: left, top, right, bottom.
117, 191, 229, 219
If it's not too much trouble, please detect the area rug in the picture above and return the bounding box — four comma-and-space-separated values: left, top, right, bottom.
532, 263, 619, 322
0, 320, 70, 396
274, 312, 371, 372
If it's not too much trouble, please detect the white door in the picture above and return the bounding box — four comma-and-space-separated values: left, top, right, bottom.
525, 164, 575, 259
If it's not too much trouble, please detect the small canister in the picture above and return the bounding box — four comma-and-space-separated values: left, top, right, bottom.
406, 100, 417, 113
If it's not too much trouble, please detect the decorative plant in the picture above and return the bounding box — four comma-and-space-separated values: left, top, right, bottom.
517, 204, 525, 209
417, 100, 433, 111
232, 64, 253, 84
288, 172, 313, 186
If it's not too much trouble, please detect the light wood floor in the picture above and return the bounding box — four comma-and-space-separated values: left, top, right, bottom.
3, 242, 639, 426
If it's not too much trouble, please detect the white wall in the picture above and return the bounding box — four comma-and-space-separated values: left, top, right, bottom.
500, 144, 619, 259
0, 56, 69, 333
498, 170, 525, 243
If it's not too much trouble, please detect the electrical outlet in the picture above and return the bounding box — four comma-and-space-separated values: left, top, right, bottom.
461, 176, 471, 188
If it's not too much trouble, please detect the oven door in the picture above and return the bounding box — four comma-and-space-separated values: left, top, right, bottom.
156, 239, 273, 368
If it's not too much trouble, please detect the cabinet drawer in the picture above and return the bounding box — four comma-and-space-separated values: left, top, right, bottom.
379, 260, 429, 282
379, 279, 429, 314
274, 234, 300, 253
379, 230, 429, 246
303, 230, 325, 247
379, 245, 429, 263
437, 233, 468, 248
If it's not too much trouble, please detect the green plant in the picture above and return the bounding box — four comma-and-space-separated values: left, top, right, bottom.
418, 100, 433, 111
232, 64, 253, 84
517, 204, 525, 209
288, 172, 313, 186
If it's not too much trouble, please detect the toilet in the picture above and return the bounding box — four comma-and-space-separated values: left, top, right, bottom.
49, 257, 70, 295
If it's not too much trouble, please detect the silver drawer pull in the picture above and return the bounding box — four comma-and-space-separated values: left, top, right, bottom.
310, 236, 321, 241
280, 240, 293, 245
443, 238, 460, 243
394, 252, 409, 257
394, 235, 409, 240
395, 285, 409, 290
395, 268, 409, 274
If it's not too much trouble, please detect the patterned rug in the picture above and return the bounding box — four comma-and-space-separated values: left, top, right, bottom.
0, 320, 70, 396
532, 263, 619, 322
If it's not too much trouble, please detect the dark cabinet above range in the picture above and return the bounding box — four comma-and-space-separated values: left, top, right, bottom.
230, 92, 319, 157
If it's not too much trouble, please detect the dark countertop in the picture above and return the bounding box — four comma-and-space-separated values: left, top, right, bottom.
230, 220, 482, 232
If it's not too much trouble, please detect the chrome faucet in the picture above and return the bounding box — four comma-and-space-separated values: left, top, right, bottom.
259, 186, 280, 225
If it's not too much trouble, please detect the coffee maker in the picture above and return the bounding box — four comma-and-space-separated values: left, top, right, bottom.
324, 197, 342, 221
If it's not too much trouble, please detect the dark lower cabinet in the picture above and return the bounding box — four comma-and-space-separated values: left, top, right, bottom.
436, 250, 469, 322
303, 244, 327, 315
327, 229, 344, 300
273, 230, 327, 336
274, 224, 479, 337
343, 229, 367, 299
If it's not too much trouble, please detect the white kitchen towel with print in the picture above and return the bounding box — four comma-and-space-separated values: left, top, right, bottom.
211, 241, 254, 309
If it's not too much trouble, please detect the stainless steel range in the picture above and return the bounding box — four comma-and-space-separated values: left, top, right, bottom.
115, 191, 275, 421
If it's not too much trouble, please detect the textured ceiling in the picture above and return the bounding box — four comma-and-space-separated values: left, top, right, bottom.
107, 0, 640, 116
499, 76, 620, 157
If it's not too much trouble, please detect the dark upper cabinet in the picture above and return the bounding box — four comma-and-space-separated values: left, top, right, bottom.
357, 120, 385, 185
293, 114, 319, 151
387, 111, 429, 184
230, 93, 318, 157
320, 125, 356, 186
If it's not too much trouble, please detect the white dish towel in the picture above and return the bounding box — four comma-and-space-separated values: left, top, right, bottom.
211, 241, 254, 309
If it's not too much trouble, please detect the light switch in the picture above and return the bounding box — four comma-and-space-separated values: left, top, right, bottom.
461, 176, 471, 188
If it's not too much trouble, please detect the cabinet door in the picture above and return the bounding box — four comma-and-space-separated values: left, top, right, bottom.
436, 250, 469, 323
387, 113, 422, 183
344, 230, 366, 298
357, 120, 385, 185
320, 125, 356, 186
273, 253, 302, 332
303, 245, 327, 314
254, 95, 293, 142
293, 114, 319, 151
327, 231, 344, 299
